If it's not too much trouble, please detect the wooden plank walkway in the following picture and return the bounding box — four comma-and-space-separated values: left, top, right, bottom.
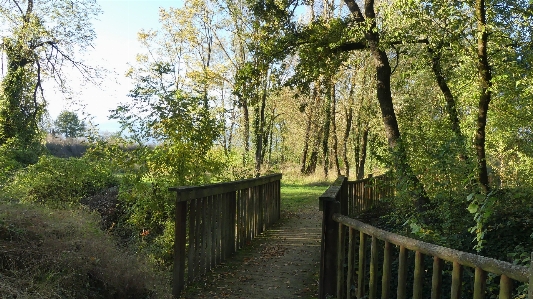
181, 207, 322, 298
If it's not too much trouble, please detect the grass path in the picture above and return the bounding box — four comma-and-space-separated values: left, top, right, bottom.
181, 184, 327, 299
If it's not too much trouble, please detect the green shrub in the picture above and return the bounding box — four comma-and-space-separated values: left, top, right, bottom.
4, 155, 117, 207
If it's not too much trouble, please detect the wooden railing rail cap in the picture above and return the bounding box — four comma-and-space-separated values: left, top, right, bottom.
332, 213, 530, 282
168, 173, 282, 202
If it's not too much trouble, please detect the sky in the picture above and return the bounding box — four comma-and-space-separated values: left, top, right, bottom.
47, 0, 180, 133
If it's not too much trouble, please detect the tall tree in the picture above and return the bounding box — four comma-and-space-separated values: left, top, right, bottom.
0, 0, 101, 147
340, 0, 429, 209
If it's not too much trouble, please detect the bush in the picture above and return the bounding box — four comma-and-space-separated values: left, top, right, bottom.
3, 155, 117, 207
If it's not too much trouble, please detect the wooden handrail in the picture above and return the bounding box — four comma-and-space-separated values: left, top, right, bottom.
169, 173, 282, 202
333, 214, 529, 282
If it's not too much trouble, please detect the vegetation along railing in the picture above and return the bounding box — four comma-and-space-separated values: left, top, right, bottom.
169, 174, 282, 298
319, 174, 533, 299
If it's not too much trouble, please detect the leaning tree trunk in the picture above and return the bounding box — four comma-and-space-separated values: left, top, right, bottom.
344, 0, 430, 211
475, 0, 492, 194
426, 42, 470, 163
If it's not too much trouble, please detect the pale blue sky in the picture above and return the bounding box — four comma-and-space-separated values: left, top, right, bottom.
48, 0, 180, 133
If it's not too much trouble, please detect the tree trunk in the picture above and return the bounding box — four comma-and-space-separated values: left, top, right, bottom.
241, 98, 250, 165
475, 0, 492, 194
301, 110, 312, 173
331, 84, 341, 176
322, 80, 332, 178
343, 105, 353, 178
427, 45, 462, 139
306, 128, 321, 174
253, 89, 266, 176
301, 86, 318, 173
228, 100, 237, 153
356, 126, 369, 180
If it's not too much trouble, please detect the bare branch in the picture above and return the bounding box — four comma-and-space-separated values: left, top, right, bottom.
10, 0, 24, 16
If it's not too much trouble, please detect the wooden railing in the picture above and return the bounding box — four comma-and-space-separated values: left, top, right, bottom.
345, 172, 394, 216
169, 174, 282, 298
319, 174, 533, 299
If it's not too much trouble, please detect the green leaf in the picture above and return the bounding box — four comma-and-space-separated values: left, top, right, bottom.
467, 202, 478, 214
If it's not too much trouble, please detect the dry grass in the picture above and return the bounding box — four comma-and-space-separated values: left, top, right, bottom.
45, 135, 89, 158
0, 201, 172, 299
278, 163, 334, 186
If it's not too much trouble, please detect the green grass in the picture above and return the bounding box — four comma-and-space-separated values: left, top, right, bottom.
280, 183, 328, 212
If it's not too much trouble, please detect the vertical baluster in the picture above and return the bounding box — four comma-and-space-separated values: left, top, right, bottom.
431, 257, 443, 299
474, 267, 487, 299
188, 199, 197, 283
195, 198, 202, 278
527, 252, 533, 299
211, 196, 217, 269
499, 274, 512, 299
397, 246, 407, 299
369, 236, 378, 299
221, 194, 227, 261
413, 251, 424, 299
201, 197, 208, 275
172, 198, 187, 298
347, 228, 355, 298
206, 196, 213, 272
337, 223, 346, 299
216, 194, 222, 264
230, 190, 237, 255
381, 241, 391, 299
451, 261, 463, 299
357, 231, 367, 298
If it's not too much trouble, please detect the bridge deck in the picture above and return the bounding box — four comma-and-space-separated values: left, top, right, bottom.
181, 206, 322, 298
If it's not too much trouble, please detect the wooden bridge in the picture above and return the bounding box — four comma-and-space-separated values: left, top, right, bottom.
169, 173, 533, 299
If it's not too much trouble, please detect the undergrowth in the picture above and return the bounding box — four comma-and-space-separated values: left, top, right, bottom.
0, 202, 172, 299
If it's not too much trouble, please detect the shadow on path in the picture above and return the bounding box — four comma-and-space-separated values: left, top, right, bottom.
182, 208, 322, 299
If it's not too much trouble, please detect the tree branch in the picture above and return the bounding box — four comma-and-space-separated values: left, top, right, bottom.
333, 41, 367, 52
10, 0, 24, 16
343, 0, 365, 23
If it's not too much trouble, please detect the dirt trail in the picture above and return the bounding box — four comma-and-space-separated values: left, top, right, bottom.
182, 207, 322, 299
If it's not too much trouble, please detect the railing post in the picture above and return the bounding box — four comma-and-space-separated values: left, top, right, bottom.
319, 196, 340, 298
173, 194, 187, 298
340, 176, 348, 216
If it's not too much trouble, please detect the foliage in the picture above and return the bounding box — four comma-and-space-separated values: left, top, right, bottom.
54, 110, 87, 138
0, 63, 45, 147
83, 138, 229, 267
0, 137, 48, 182
3, 155, 117, 208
